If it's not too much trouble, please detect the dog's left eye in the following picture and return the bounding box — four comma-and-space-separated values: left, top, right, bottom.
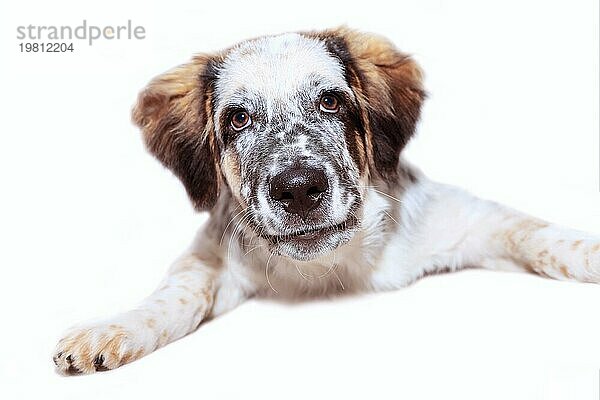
320, 94, 339, 113
230, 110, 251, 131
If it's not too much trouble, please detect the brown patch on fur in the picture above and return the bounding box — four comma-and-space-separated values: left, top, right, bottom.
521, 262, 536, 274
175, 251, 223, 273
347, 127, 367, 175
145, 318, 156, 329
158, 330, 169, 347
174, 254, 202, 272
502, 219, 549, 255
192, 287, 213, 306
179, 298, 188, 305
100, 334, 121, 360
571, 240, 583, 250
120, 347, 145, 366
559, 265, 573, 279
523, 261, 538, 275
134, 348, 145, 360
193, 287, 208, 299
132, 54, 224, 210
592, 243, 600, 252
308, 27, 425, 182
120, 351, 134, 365
523, 261, 551, 278
496, 219, 555, 278
221, 150, 245, 204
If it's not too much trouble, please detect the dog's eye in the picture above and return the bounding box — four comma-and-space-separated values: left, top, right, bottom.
230, 110, 251, 131
320, 94, 339, 113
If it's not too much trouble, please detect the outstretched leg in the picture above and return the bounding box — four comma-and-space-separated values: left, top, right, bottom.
378, 180, 600, 286
481, 212, 600, 282
53, 252, 224, 374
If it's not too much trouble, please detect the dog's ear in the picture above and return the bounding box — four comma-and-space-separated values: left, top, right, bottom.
319, 28, 425, 182
132, 55, 221, 211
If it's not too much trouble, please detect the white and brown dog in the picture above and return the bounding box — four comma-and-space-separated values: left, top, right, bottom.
53, 27, 600, 374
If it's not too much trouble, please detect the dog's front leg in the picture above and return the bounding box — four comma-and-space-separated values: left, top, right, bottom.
481, 212, 600, 283
53, 253, 220, 374
382, 180, 600, 286
426, 182, 600, 282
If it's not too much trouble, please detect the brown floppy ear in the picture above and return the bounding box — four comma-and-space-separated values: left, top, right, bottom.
321, 28, 425, 182
132, 55, 221, 211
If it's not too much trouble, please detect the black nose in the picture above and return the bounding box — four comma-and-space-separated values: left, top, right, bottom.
269, 166, 329, 218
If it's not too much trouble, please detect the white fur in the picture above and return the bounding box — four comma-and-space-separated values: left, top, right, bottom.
54, 170, 600, 373
215, 33, 350, 111
53, 33, 600, 375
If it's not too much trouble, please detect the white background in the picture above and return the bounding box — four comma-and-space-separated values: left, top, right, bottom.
1, 0, 599, 399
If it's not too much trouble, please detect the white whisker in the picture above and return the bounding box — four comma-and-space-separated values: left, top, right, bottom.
294, 263, 312, 281
265, 251, 278, 293
317, 249, 338, 279
244, 245, 263, 256
219, 205, 246, 246
359, 185, 403, 204
226, 210, 251, 266
383, 210, 400, 226
333, 270, 345, 291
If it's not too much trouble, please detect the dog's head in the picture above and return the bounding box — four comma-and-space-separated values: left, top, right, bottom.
133, 27, 424, 261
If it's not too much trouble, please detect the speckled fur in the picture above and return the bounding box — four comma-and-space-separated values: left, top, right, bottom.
53, 27, 600, 375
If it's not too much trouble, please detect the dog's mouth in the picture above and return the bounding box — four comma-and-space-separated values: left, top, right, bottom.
265, 216, 358, 245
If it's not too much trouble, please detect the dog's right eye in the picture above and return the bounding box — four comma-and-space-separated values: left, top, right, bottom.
230, 110, 251, 131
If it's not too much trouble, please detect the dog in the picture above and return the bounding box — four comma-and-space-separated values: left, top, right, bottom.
53, 27, 600, 374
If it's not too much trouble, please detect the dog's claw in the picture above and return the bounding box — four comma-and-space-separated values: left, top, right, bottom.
93, 354, 106, 371
93, 354, 104, 366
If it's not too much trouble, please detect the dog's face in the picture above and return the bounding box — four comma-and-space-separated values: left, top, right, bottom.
213, 34, 364, 260
133, 28, 425, 261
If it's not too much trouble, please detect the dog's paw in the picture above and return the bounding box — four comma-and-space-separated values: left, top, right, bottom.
53, 320, 147, 375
